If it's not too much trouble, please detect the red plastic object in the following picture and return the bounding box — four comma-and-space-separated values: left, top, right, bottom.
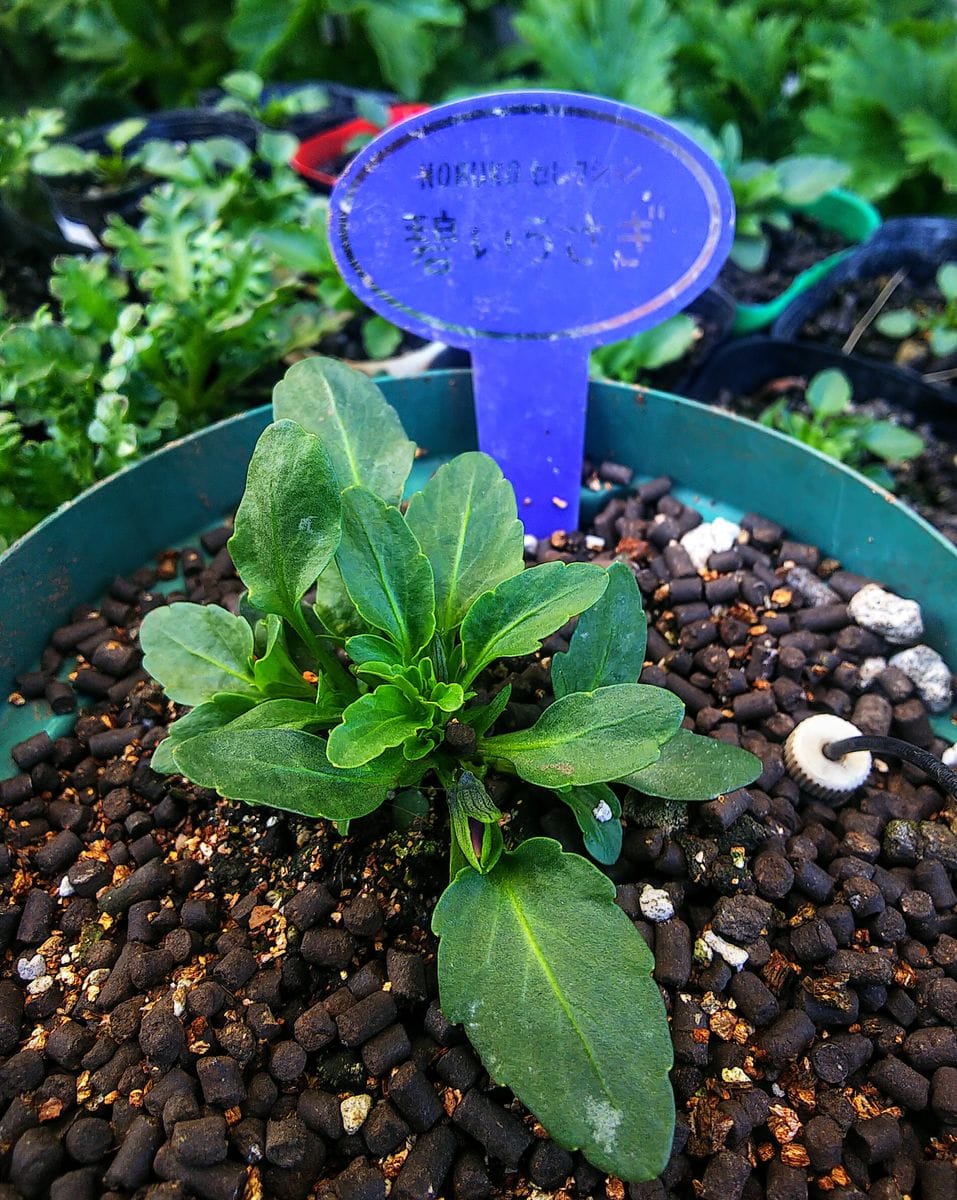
291, 103, 429, 190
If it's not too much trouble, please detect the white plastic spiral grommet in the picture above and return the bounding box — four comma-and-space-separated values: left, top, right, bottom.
784, 715, 873, 800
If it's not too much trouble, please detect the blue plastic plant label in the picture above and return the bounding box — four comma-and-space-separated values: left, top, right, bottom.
329, 91, 734, 535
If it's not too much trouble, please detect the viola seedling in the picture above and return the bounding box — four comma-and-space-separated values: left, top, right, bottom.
140, 356, 761, 1182
875, 262, 957, 359
759, 367, 924, 490
32, 117, 147, 190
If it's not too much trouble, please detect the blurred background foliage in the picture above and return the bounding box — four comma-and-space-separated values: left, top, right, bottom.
2, 0, 956, 213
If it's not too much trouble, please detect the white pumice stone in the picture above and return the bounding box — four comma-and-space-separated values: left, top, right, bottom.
639, 884, 675, 923
848, 583, 923, 644
786, 566, 839, 607
943, 743, 957, 769
27, 975, 53, 996
585, 534, 606, 551
523, 534, 539, 555
888, 644, 954, 713
58, 876, 75, 898
592, 799, 614, 823
340, 1094, 372, 1134
680, 517, 741, 571
17, 953, 45, 981
703, 930, 749, 970
858, 657, 888, 688
784, 715, 872, 799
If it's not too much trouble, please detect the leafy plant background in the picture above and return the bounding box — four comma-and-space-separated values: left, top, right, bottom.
3, 0, 956, 213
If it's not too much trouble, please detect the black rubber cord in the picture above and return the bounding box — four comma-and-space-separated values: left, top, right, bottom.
824, 735, 957, 799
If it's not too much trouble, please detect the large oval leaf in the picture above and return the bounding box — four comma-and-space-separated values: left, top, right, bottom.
336, 485, 435, 659
621, 727, 761, 801
480, 683, 683, 787
171, 727, 401, 821
460, 561, 607, 685
433, 839, 674, 1181
273, 357, 414, 505
140, 603, 256, 708
228, 420, 341, 627
551, 561, 647, 699
405, 452, 525, 634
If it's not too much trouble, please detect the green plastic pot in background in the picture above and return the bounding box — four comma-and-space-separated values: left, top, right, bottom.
1, 372, 954, 760
731, 188, 883, 335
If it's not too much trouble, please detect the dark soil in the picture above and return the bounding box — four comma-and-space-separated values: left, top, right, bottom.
315, 317, 426, 365
0, 246, 54, 323
1, 491, 956, 1200
719, 218, 850, 308
796, 271, 957, 387
711, 377, 957, 547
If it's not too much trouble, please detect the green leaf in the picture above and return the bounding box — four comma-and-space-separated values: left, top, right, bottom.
806, 369, 852, 418
228, 421, 341, 629
361, 316, 404, 360
433, 839, 674, 1181
557, 783, 622, 866
32, 144, 95, 176
480, 684, 683, 788
937, 263, 957, 301
327, 684, 432, 769
337, 486, 436, 660
226, 697, 339, 731
405, 452, 525, 634
776, 154, 847, 205
729, 232, 769, 273
460, 562, 608, 684
875, 310, 919, 339
620, 728, 761, 801
929, 326, 957, 356
552, 562, 646, 699
312, 560, 363, 640
253, 615, 316, 698
346, 634, 404, 667
172, 727, 400, 821
461, 684, 512, 737
448, 770, 503, 873
860, 421, 925, 463
272, 357, 414, 506
139, 603, 257, 707
150, 699, 242, 775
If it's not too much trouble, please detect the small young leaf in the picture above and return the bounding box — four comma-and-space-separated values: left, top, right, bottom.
327, 684, 432, 769
875, 310, 919, 339
405, 452, 525, 633
346, 634, 404, 667
556, 784, 622, 866
480, 684, 683, 788
433, 839, 674, 1181
460, 562, 608, 684
620, 728, 761, 801
337, 486, 435, 660
253, 614, 316, 698
272, 357, 414, 505
460, 684, 512, 738
139, 603, 257, 707
172, 728, 401, 821
860, 421, 924, 464
228, 420, 341, 628
552, 562, 646, 699
806, 369, 851, 419
448, 771, 503, 873
936, 262, 957, 300
929, 326, 957, 357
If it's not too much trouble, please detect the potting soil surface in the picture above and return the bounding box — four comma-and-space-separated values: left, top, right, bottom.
1, 485, 956, 1200
796, 271, 957, 388
718, 218, 849, 308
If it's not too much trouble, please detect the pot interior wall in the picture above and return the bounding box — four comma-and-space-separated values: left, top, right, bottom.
1, 370, 954, 758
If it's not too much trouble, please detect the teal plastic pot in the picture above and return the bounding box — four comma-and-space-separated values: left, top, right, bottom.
1, 371, 954, 760
731, 188, 883, 335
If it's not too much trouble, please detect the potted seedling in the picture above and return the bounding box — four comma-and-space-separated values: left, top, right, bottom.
137, 356, 762, 1181
30, 109, 259, 240
2, 94, 956, 1200
678, 122, 881, 334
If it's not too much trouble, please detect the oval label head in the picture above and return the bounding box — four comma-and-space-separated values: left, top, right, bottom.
329, 91, 734, 348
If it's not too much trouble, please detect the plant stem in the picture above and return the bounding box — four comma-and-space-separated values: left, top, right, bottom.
842, 268, 906, 354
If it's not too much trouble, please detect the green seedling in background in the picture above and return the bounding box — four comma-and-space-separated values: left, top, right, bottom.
875, 263, 957, 359
32, 117, 147, 189
759, 367, 924, 490
140, 355, 760, 1183
214, 70, 331, 127
590, 313, 698, 384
